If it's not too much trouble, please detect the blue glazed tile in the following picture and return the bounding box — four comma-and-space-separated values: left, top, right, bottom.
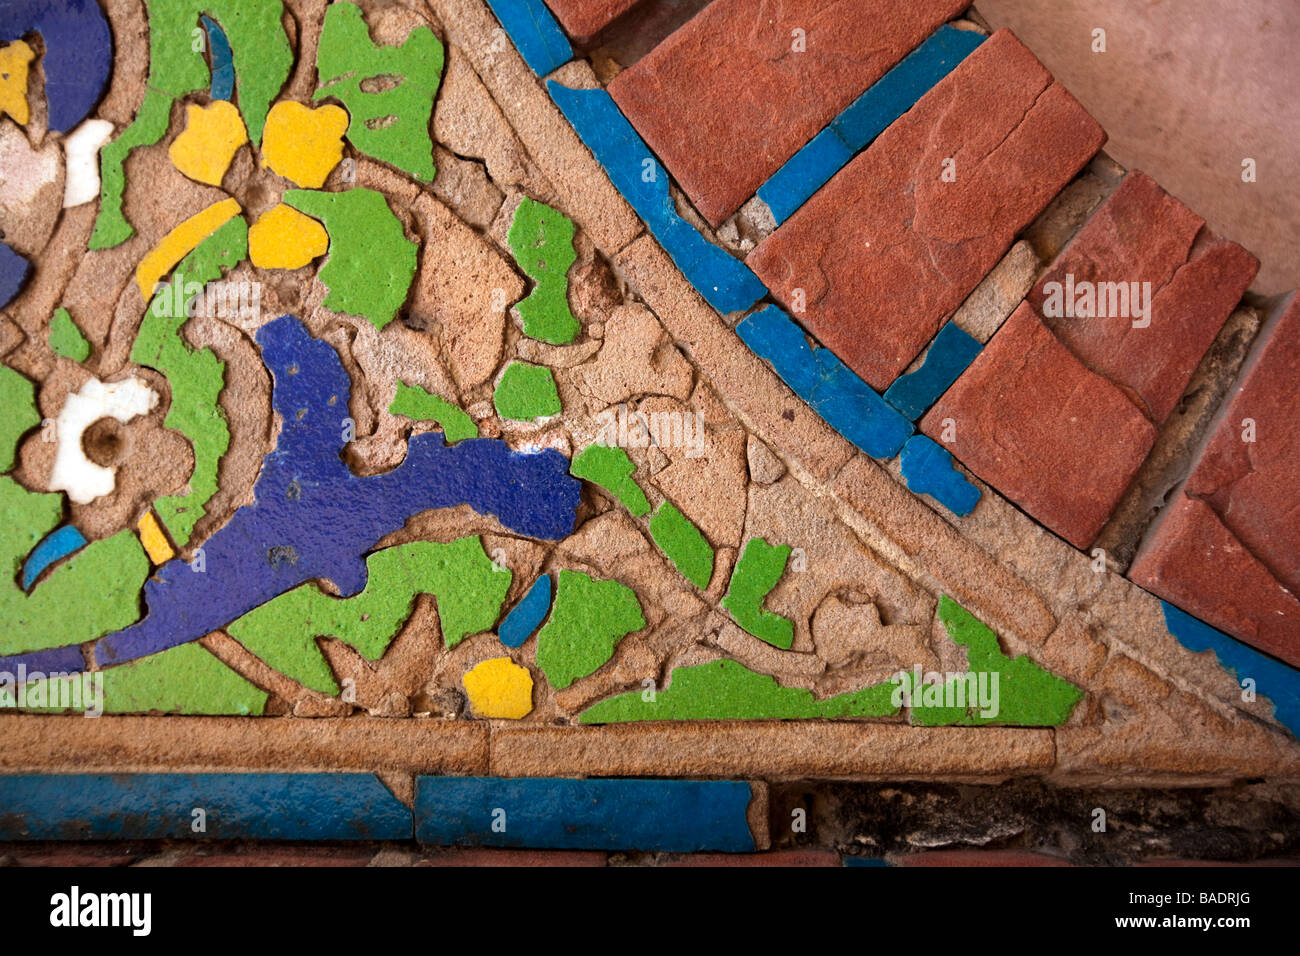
1162, 602, 1300, 739
484, 0, 573, 76
201, 16, 235, 102
0, 315, 581, 676
415, 776, 756, 851
498, 573, 552, 648
758, 26, 985, 225
899, 435, 980, 517
21, 524, 88, 591
843, 856, 891, 867
884, 322, 983, 421
0, 243, 31, 309
549, 82, 766, 315
735, 305, 913, 459
1, 0, 113, 133
0, 773, 412, 840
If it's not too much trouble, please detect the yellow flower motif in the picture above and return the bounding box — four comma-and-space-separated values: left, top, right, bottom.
140, 97, 350, 295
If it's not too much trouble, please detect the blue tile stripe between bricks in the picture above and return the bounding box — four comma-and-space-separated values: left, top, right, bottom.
1161, 602, 1300, 738
736, 305, 913, 459
415, 777, 757, 851
884, 322, 983, 421
549, 82, 767, 315
484, 0, 573, 76
758, 25, 985, 225
0, 774, 412, 841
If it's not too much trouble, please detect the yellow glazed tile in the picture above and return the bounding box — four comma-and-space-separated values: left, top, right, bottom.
168, 101, 248, 186
261, 100, 348, 188
135, 198, 241, 299
463, 657, 534, 719
0, 40, 35, 125
137, 511, 175, 564
249, 203, 329, 269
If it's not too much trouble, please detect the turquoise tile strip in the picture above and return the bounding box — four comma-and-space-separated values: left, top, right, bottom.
1161, 602, 1300, 739
758, 25, 985, 225
736, 305, 913, 459
549, 82, 766, 314
484, 0, 573, 76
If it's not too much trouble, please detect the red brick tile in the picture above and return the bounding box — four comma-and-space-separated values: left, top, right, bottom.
749, 30, 1105, 390
891, 849, 1071, 866
6, 847, 138, 867
1028, 170, 1258, 424
664, 850, 840, 867
1131, 494, 1300, 669
543, 0, 642, 40
921, 303, 1156, 549
608, 0, 970, 227
175, 846, 376, 867
1130, 295, 1300, 666
417, 848, 608, 866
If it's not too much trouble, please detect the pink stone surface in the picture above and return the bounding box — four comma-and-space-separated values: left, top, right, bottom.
1130, 295, 1300, 666
748, 30, 1106, 391
543, 0, 643, 40
1028, 170, 1258, 424
608, 0, 971, 227
921, 303, 1156, 549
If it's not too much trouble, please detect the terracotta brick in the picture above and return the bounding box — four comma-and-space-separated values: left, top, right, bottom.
921, 303, 1157, 549
665, 850, 840, 867
543, 0, 641, 40
1129, 294, 1300, 666
418, 848, 608, 866
176, 847, 375, 867
608, 0, 971, 227
749, 30, 1105, 390
1130, 495, 1300, 668
1028, 170, 1258, 424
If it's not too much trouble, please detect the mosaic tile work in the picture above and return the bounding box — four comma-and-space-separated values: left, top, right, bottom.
1, 0, 1298, 829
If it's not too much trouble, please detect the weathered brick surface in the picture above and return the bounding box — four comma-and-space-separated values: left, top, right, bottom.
665, 850, 840, 867
749, 30, 1105, 391
1028, 170, 1258, 424
922, 303, 1157, 549
1130, 295, 1300, 666
1131, 495, 1300, 668
418, 848, 608, 866
608, 0, 971, 227
543, 0, 641, 40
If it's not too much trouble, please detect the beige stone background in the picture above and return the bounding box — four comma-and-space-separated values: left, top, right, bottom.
976, 0, 1299, 295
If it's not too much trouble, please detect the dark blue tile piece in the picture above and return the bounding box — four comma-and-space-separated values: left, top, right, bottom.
484, 0, 573, 76
0, 314, 581, 675
735, 305, 913, 459
899, 435, 980, 517
21, 524, 87, 590
0, 643, 85, 675
201, 16, 234, 102
0, 773, 412, 840
0, 242, 31, 308
1, 0, 113, 133
843, 856, 891, 867
884, 322, 983, 421
498, 573, 551, 648
415, 776, 756, 852
549, 82, 766, 315
1162, 602, 1300, 739
758, 26, 985, 225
